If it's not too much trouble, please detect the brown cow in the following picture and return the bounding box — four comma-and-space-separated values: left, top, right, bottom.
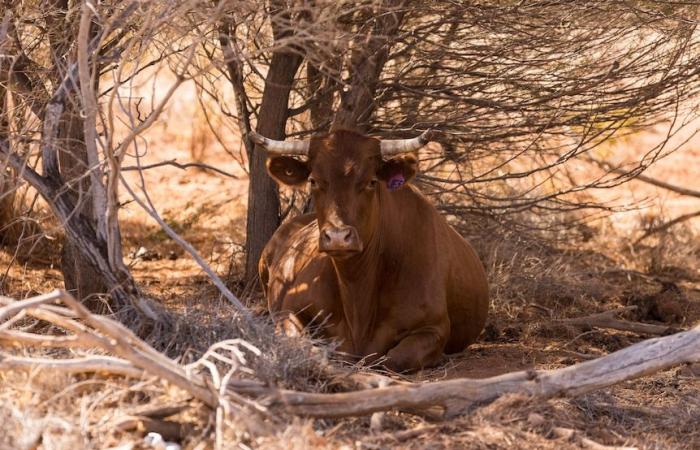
256, 129, 489, 372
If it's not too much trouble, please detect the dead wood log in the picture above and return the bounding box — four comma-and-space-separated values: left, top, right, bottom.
558, 306, 677, 336
266, 321, 700, 418
0, 290, 269, 422
0, 290, 216, 406
127, 402, 190, 419
2, 291, 698, 423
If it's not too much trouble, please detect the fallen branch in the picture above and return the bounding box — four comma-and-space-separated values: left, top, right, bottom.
624, 171, 700, 199
0, 354, 145, 378
266, 321, 700, 418
587, 157, 700, 199
2, 291, 698, 422
0, 290, 66, 323
587, 158, 700, 242
119, 168, 250, 319
0, 290, 233, 410
557, 307, 676, 336
112, 416, 185, 441
126, 401, 190, 419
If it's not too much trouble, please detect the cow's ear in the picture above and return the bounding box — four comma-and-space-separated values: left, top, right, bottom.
266, 156, 311, 186
377, 154, 418, 192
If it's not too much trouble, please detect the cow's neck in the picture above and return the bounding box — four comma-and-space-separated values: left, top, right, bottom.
330, 189, 394, 353
330, 231, 381, 351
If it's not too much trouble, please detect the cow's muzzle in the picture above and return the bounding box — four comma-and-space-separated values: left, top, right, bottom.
319, 226, 362, 256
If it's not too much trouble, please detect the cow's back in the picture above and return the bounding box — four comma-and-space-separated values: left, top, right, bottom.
258, 213, 315, 301
442, 224, 489, 352
392, 187, 490, 353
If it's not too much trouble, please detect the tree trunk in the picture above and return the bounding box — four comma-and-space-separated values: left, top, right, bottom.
43, 0, 108, 307
244, 49, 302, 282
58, 106, 108, 309
242, 1, 303, 283
307, 63, 336, 132
333, 2, 406, 131
0, 169, 16, 246
0, 113, 17, 246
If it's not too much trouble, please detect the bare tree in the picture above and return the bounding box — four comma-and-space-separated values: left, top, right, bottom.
332, 0, 407, 131
208, 1, 700, 282
0, 1, 156, 317
0, 0, 254, 324
2, 0, 698, 316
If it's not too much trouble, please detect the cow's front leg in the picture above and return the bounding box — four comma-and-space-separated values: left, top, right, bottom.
384, 328, 447, 372
274, 311, 305, 337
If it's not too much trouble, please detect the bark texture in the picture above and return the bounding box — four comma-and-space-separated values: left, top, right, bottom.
243, 3, 303, 282
332, 2, 406, 131
44, 1, 108, 306
57, 107, 108, 307
244, 50, 302, 281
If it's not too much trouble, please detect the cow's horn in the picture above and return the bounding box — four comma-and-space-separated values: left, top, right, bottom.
380, 130, 433, 157
249, 130, 310, 156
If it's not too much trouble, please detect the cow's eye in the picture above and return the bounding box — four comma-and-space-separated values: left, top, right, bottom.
366, 179, 378, 190
308, 177, 317, 188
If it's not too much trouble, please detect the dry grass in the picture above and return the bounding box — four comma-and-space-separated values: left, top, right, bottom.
1, 204, 698, 449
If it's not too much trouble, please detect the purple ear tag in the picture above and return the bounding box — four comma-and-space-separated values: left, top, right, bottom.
387, 173, 405, 191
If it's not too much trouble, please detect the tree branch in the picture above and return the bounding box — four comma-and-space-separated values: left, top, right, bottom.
557, 306, 678, 335
121, 159, 239, 179
268, 323, 700, 418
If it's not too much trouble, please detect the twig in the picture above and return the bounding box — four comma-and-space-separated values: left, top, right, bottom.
121, 159, 239, 179
119, 172, 251, 320
262, 321, 700, 418
557, 307, 675, 336
635, 209, 700, 244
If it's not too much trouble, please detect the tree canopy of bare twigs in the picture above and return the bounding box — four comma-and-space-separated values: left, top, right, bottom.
209, 0, 700, 278
1, 0, 700, 311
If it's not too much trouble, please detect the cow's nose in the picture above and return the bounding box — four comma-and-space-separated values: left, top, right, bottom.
319, 226, 362, 254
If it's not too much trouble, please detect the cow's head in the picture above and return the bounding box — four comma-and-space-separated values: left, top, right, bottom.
253, 129, 431, 258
